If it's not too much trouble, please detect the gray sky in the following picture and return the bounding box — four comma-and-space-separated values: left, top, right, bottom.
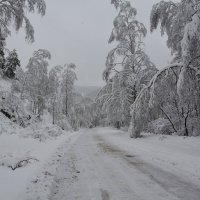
7, 0, 171, 86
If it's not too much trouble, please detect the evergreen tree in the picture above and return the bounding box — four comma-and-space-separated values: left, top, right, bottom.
0, 33, 6, 76
4, 49, 20, 79
0, 47, 5, 75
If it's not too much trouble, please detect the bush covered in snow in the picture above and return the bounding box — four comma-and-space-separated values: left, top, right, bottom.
21, 124, 66, 142
0, 113, 21, 135
147, 118, 174, 135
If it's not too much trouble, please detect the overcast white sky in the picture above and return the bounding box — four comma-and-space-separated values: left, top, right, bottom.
7, 0, 171, 86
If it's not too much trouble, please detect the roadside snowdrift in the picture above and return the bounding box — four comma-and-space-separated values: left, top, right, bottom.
0, 113, 74, 200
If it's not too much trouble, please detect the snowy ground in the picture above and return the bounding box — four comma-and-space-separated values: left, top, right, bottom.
0, 132, 79, 200
1, 127, 200, 200
0, 113, 76, 200
49, 128, 200, 200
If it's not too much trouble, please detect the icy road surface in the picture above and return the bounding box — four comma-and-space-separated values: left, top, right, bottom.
49, 128, 200, 200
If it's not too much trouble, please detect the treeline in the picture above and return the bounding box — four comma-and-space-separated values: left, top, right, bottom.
96, 0, 200, 138
0, 0, 99, 130
0, 48, 101, 130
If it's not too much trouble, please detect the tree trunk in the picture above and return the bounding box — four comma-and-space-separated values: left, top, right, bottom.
53, 100, 55, 125
174, 98, 182, 129
182, 105, 190, 137
159, 106, 177, 133
66, 80, 68, 117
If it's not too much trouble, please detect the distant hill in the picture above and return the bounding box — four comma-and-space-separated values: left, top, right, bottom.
75, 86, 101, 100
86, 89, 101, 100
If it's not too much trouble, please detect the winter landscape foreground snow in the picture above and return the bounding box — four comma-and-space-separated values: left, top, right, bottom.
1, 126, 200, 200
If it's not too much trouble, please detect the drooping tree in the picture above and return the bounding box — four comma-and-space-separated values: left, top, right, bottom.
0, 36, 5, 76
0, 0, 46, 78
104, 1, 151, 81
99, 0, 157, 128
150, 0, 200, 65
26, 49, 51, 115
0, 0, 46, 43
95, 80, 113, 126
128, 0, 200, 138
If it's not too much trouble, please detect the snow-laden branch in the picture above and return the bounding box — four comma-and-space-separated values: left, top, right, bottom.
131, 62, 183, 113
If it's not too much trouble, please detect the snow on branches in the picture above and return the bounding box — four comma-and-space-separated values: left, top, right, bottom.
104, 0, 148, 81
134, 0, 200, 138
99, 0, 157, 129
0, 0, 46, 42
129, 63, 183, 138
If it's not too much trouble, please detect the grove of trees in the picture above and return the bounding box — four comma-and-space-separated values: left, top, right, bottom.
96, 0, 200, 138
1, 0, 200, 137
0, 0, 87, 131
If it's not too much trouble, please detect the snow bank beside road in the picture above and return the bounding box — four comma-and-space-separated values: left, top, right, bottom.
23, 132, 81, 200
0, 132, 79, 200
0, 112, 77, 200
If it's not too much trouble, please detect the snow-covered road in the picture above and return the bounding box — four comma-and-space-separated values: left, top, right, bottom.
49, 128, 200, 200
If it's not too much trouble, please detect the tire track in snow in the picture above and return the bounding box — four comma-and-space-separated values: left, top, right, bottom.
97, 134, 200, 200
49, 129, 200, 200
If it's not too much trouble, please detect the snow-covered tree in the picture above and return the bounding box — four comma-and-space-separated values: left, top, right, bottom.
129, 60, 200, 137
0, 0, 46, 80
74, 96, 97, 128
0, 0, 46, 43
99, 0, 157, 129
61, 63, 77, 127
48, 65, 63, 124
0, 45, 5, 77
127, 0, 200, 138
46, 63, 78, 130
3, 49, 20, 79
26, 49, 51, 115
61, 63, 77, 116
150, 0, 200, 89
136, 0, 200, 137
104, 0, 150, 81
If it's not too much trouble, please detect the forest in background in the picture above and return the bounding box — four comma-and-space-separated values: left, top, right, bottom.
0, 0, 200, 138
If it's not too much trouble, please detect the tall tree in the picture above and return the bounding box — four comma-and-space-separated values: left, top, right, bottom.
99, 0, 156, 128
104, 0, 150, 81
150, 0, 200, 65
48, 65, 63, 124
26, 49, 51, 115
0, 0, 46, 76
61, 63, 77, 128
